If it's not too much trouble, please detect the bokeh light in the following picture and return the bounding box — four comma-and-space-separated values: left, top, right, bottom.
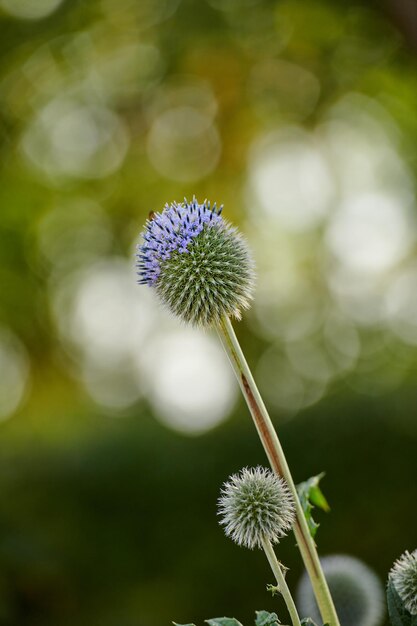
325, 191, 414, 275
249, 59, 321, 121
142, 330, 237, 434
386, 264, 417, 346
37, 198, 113, 273
23, 97, 129, 180
50, 259, 152, 408
147, 107, 221, 182
0, 328, 30, 421
248, 128, 334, 232
0, 0, 63, 20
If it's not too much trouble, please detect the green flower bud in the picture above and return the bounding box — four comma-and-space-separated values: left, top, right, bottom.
217, 467, 295, 550
389, 549, 417, 616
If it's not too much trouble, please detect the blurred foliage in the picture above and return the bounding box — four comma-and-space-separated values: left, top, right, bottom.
0, 0, 416, 624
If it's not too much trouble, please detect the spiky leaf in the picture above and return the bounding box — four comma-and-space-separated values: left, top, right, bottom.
255, 610, 281, 626
296, 473, 329, 539
206, 617, 242, 626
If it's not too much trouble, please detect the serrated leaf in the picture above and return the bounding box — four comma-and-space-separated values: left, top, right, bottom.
173, 623, 196, 626
296, 473, 329, 539
206, 617, 242, 626
255, 610, 281, 626
387, 578, 417, 626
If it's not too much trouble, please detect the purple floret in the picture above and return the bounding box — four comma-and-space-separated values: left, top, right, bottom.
136, 198, 223, 286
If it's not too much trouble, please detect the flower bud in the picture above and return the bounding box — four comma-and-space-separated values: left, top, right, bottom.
389, 549, 417, 616
217, 467, 295, 550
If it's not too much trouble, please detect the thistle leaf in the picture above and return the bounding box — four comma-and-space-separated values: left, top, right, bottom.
255, 610, 282, 625
296, 473, 329, 539
205, 619, 244, 626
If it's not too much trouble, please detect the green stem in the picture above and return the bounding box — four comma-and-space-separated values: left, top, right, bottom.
216, 315, 340, 626
261, 536, 302, 626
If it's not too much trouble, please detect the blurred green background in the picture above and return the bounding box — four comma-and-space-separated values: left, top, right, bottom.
0, 0, 416, 624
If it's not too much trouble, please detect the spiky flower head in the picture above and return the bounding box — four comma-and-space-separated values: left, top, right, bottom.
217, 467, 295, 550
389, 549, 417, 615
136, 198, 255, 327
296, 555, 385, 626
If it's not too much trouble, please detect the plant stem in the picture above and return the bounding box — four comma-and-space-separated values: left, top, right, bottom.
217, 315, 340, 626
261, 536, 302, 626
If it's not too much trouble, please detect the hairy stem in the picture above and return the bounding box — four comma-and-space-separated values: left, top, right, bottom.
217, 315, 340, 626
261, 536, 302, 626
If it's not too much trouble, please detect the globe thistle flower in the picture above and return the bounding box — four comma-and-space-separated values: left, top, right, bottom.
136, 198, 255, 326
296, 555, 385, 626
217, 467, 295, 550
389, 549, 417, 615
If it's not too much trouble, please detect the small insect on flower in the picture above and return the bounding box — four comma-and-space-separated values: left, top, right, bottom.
218, 467, 295, 550
136, 198, 255, 327
389, 549, 417, 615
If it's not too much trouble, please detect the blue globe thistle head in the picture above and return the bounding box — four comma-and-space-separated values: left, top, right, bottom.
217, 466, 295, 550
296, 555, 385, 626
389, 549, 417, 615
136, 198, 255, 327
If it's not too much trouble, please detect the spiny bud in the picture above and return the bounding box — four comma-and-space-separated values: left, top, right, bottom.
389, 549, 417, 615
136, 198, 255, 327
296, 555, 385, 626
217, 467, 295, 550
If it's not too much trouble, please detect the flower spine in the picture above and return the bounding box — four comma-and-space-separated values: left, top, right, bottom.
217, 467, 295, 550
136, 198, 255, 326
